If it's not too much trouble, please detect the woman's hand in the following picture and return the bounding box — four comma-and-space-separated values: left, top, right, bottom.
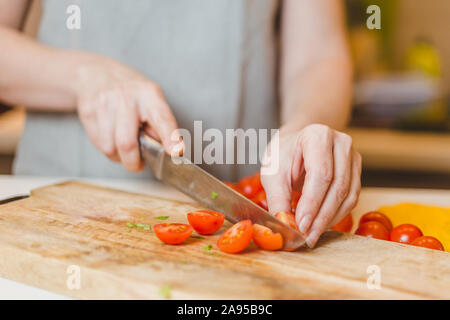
261, 124, 362, 248
73, 55, 183, 172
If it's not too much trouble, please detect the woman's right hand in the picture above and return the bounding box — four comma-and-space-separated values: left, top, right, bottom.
72, 55, 183, 172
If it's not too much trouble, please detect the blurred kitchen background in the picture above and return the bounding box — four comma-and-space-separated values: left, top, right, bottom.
1, 0, 449, 189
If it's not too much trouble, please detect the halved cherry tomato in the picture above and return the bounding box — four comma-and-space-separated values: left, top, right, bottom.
154, 223, 193, 245
390, 224, 422, 244
411, 236, 444, 251
331, 213, 353, 233
187, 210, 225, 235
291, 190, 301, 213
275, 211, 299, 231
355, 221, 389, 240
217, 220, 253, 254
253, 224, 283, 251
237, 173, 262, 198
359, 211, 393, 233
251, 190, 268, 210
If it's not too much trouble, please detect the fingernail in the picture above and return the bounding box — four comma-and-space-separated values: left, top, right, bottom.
306, 230, 319, 248
299, 215, 312, 234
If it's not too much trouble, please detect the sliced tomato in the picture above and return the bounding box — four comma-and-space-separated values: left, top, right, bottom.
359, 211, 393, 233
237, 173, 262, 198
390, 224, 422, 244
217, 220, 253, 254
331, 213, 353, 233
253, 224, 283, 251
153, 223, 193, 245
187, 210, 225, 235
355, 221, 389, 240
411, 236, 444, 251
291, 190, 301, 213
275, 211, 299, 231
251, 190, 268, 210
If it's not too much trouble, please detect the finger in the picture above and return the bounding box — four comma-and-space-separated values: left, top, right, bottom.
115, 93, 143, 172
95, 92, 119, 162
329, 150, 362, 228
138, 85, 184, 156
78, 98, 100, 151
262, 172, 292, 215
294, 125, 334, 235
304, 133, 353, 248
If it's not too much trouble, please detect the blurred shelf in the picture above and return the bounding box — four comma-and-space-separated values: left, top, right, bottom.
0, 109, 25, 155
347, 127, 450, 173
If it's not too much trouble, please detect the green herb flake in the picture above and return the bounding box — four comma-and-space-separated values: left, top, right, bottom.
203, 244, 212, 251
126, 228, 131, 233
158, 284, 171, 299
126, 222, 136, 228
191, 235, 205, 240
136, 223, 151, 230
155, 216, 169, 220
205, 251, 220, 257
179, 260, 188, 265
211, 191, 219, 199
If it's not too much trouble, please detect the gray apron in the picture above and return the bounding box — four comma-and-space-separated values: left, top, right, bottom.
14, 0, 280, 181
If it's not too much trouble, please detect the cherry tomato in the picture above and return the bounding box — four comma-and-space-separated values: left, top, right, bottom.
251, 190, 268, 210
187, 210, 225, 235
411, 236, 444, 251
217, 220, 253, 254
224, 182, 242, 193
355, 221, 389, 240
154, 223, 193, 245
253, 224, 283, 251
237, 173, 262, 198
331, 213, 353, 233
275, 211, 299, 231
359, 211, 393, 233
390, 224, 422, 244
291, 190, 301, 213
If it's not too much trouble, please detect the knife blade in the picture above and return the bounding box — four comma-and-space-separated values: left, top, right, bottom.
139, 132, 305, 250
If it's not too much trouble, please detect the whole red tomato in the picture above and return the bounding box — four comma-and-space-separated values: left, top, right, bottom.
251, 189, 268, 211
390, 224, 422, 244
237, 173, 262, 199
359, 211, 393, 233
331, 213, 353, 233
355, 221, 389, 240
411, 236, 444, 251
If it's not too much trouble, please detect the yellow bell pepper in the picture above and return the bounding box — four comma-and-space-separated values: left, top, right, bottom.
377, 203, 450, 251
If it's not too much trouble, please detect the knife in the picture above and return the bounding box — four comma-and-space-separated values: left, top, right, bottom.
139, 131, 305, 251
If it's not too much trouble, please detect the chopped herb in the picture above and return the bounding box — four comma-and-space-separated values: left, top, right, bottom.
136, 223, 151, 230
191, 235, 205, 240
205, 251, 220, 257
126, 222, 136, 228
179, 260, 188, 265
203, 244, 212, 251
155, 216, 169, 220
126, 228, 131, 233
158, 284, 171, 299
211, 191, 219, 199
139, 216, 145, 219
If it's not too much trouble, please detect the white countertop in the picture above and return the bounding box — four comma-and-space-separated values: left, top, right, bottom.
0, 175, 449, 299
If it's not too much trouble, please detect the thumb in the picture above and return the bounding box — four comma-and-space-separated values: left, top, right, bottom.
261, 172, 292, 215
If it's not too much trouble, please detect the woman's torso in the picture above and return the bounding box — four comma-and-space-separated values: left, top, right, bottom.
14, 0, 280, 181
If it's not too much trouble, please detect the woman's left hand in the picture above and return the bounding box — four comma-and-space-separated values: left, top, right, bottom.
261, 124, 362, 248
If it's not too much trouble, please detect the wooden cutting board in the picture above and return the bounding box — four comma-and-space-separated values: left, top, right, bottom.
0, 181, 449, 299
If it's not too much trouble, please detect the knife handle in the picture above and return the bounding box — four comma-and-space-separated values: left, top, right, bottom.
139, 131, 165, 179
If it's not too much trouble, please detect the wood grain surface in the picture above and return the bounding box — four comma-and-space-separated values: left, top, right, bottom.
0, 181, 449, 299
